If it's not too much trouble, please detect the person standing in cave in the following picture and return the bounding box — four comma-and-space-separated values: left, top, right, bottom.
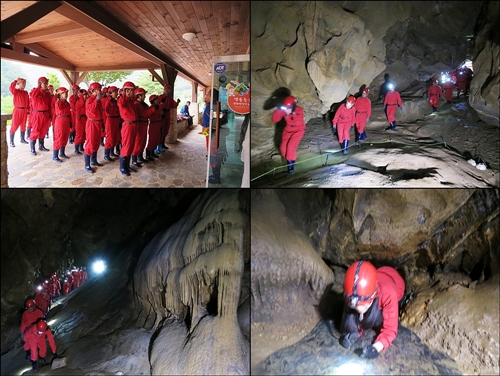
378, 73, 395, 102
332, 96, 357, 155
24, 320, 58, 371
427, 79, 443, 112
383, 83, 403, 131
271, 95, 306, 175
354, 88, 372, 142
442, 80, 456, 104
20, 299, 44, 352
339, 260, 405, 359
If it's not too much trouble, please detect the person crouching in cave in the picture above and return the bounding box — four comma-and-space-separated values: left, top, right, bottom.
383, 83, 403, 131
339, 260, 405, 359
20, 299, 44, 360
271, 95, 306, 175
427, 79, 443, 112
332, 96, 356, 155
23, 319, 58, 371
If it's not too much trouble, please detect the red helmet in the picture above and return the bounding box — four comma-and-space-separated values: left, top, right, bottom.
102, 87, 108, 93
433, 79, 439, 84
343, 260, 378, 307
56, 87, 68, 94
135, 87, 147, 95
281, 96, 297, 109
347, 96, 356, 105
122, 81, 136, 90
149, 94, 158, 103
26, 299, 35, 308
79, 89, 88, 95
363, 88, 370, 94
37, 320, 47, 332
48, 85, 54, 89
163, 83, 171, 90
108, 86, 118, 93
72, 85, 80, 90
89, 82, 102, 91
38, 77, 48, 84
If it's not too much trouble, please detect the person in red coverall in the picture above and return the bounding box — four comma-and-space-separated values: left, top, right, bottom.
157, 83, 180, 152
383, 83, 403, 131
62, 277, 71, 295
69, 85, 80, 144
354, 88, 372, 142
20, 299, 44, 339
103, 86, 121, 161
84, 82, 105, 173
132, 87, 160, 167
427, 79, 443, 112
74, 89, 89, 155
46, 85, 56, 140
24, 320, 58, 371
34, 287, 51, 316
9, 77, 30, 147
72, 268, 81, 289
117, 81, 139, 176
51, 274, 61, 300
272, 95, 305, 175
29, 77, 52, 155
332, 96, 356, 155
146, 94, 163, 161
340, 260, 405, 359
455, 69, 467, 97
52, 87, 71, 162
442, 80, 456, 104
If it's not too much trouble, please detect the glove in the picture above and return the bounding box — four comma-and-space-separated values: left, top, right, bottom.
399, 106, 402, 110
331, 126, 336, 134
340, 332, 358, 349
177, 98, 181, 103
53, 352, 58, 359
384, 105, 387, 110
366, 117, 370, 123
362, 345, 379, 359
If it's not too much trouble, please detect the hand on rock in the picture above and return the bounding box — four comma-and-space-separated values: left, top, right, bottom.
362, 345, 379, 359
340, 332, 358, 348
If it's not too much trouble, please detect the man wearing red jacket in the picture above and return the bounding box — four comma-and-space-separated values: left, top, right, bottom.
72, 268, 81, 288
23, 320, 58, 371
157, 83, 180, 151
340, 260, 405, 358
69, 85, 80, 144
9, 77, 30, 147
34, 287, 51, 316
52, 87, 71, 162
332, 96, 356, 155
383, 83, 403, 131
442, 81, 456, 104
84, 82, 105, 173
103, 86, 120, 161
20, 299, 44, 339
354, 88, 372, 141
456, 69, 468, 97
74, 89, 88, 155
117, 81, 139, 176
146, 94, 163, 161
427, 79, 443, 112
132, 87, 160, 167
29, 77, 52, 155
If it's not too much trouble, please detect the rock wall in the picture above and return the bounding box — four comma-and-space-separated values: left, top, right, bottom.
133, 190, 250, 375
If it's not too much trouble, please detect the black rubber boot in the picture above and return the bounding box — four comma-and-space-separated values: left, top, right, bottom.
91, 152, 103, 167
59, 146, 69, 159
9, 133, 15, 147
208, 167, 222, 184
40, 357, 46, 365
79, 143, 85, 153
104, 148, 114, 162
53, 149, 62, 163
110, 147, 119, 158
84, 154, 94, 173
145, 150, 155, 162
119, 156, 130, 176
100, 137, 105, 147
20, 131, 28, 144
27, 128, 31, 139
74, 143, 82, 154
287, 160, 295, 175
131, 155, 143, 168
115, 144, 121, 155
30, 140, 37, 155
31, 360, 37, 371
137, 153, 148, 163
342, 140, 349, 155
25, 350, 30, 361
127, 156, 137, 172
39, 138, 49, 151
69, 131, 74, 144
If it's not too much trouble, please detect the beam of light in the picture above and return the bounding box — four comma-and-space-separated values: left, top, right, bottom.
37, 285, 42, 291
16, 366, 33, 375
331, 362, 366, 375
93, 260, 106, 274
47, 319, 56, 326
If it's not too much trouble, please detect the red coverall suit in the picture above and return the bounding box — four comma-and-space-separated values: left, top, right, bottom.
29, 87, 52, 142
117, 94, 139, 157
272, 106, 306, 161
332, 104, 356, 144
427, 84, 442, 110
84, 95, 104, 155
20, 308, 44, 336
157, 94, 178, 145
72, 270, 81, 289
23, 324, 57, 362
9, 80, 29, 135
354, 97, 372, 135
69, 93, 78, 139
53, 98, 71, 151
100, 95, 109, 142
442, 82, 456, 103
133, 101, 157, 158
62, 279, 71, 295
47, 94, 56, 137
456, 71, 467, 97
383, 91, 403, 125
74, 96, 87, 148
147, 104, 164, 156
34, 291, 51, 316
104, 97, 121, 151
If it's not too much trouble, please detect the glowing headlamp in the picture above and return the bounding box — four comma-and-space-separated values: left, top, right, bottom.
387, 83, 394, 91
93, 260, 106, 274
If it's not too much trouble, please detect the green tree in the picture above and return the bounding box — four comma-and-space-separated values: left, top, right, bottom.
46, 73, 61, 90
1, 95, 14, 123
81, 71, 133, 88
134, 71, 164, 97
1, 59, 28, 97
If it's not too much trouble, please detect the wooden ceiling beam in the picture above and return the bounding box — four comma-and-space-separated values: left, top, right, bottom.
74, 63, 160, 72
1, 46, 74, 71
24, 43, 75, 71
15, 22, 90, 44
1, 1, 63, 43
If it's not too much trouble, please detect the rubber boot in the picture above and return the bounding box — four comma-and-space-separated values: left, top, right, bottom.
110, 147, 119, 158
53, 149, 62, 163
30, 140, 37, 155
152, 150, 159, 158
27, 128, 31, 139
25, 350, 30, 361
74, 143, 82, 154
20, 131, 28, 144
40, 357, 46, 365
46, 131, 49, 139
69, 131, 74, 144
145, 150, 155, 162
287, 160, 295, 175
84, 154, 94, 173
127, 156, 137, 172
91, 152, 103, 167
361, 131, 367, 140
391, 121, 397, 130
342, 140, 349, 155
156, 144, 165, 153
433, 106, 437, 112
119, 156, 130, 176
9, 133, 15, 147
115, 144, 121, 155
162, 142, 169, 150
104, 148, 114, 162
100, 137, 105, 147
39, 138, 49, 151
31, 360, 37, 371
208, 167, 221, 184
131, 155, 143, 168
137, 153, 147, 163
59, 146, 69, 159
79, 143, 85, 153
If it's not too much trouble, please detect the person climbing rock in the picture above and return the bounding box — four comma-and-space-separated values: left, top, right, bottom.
272, 95, 306, 175
23, 319, 58, 371
339, 260, 405, 359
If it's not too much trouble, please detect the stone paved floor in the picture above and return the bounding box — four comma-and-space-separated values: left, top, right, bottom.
5, 125, 209, 188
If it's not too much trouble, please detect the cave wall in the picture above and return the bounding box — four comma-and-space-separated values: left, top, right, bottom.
133, 189, 250, 375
